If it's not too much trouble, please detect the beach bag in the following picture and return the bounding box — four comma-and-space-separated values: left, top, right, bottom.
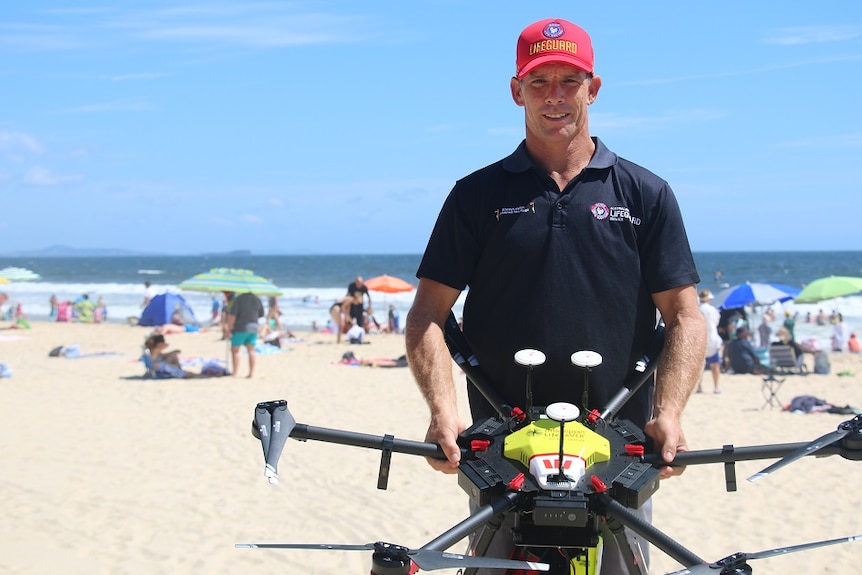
813, 353, 831, 375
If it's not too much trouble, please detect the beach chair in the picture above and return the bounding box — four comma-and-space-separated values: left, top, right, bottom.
768, 344, 807, 375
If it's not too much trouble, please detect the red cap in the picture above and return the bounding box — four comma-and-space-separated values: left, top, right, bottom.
516, 18, 594, 79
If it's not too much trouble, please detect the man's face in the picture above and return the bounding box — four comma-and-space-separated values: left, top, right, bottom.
511, 63, 600, 142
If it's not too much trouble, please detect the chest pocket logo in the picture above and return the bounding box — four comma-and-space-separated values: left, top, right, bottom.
495, 201, 536, 221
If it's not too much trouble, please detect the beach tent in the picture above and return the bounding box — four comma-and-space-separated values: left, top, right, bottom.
139, 293, 198, 327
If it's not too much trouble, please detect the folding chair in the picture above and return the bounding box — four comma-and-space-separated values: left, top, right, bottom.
760, 346, 794, 409
760, 372, 785, 409
768, 344, 807, 375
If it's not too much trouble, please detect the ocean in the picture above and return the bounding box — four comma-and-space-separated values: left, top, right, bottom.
3, 252, 862, 346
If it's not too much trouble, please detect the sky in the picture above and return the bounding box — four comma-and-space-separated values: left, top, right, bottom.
2, 1, 862, 255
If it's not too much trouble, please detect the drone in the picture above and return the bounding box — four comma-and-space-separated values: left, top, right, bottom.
237, 313, 862, 574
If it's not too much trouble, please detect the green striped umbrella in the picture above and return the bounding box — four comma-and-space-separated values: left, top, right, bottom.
0, 266, 41, 281
178, 268, 282, 296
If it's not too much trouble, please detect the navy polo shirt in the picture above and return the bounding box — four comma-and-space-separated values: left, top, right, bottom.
417, 138, 700, 428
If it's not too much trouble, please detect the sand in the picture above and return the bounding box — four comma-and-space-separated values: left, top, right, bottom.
1, 321, 861, 574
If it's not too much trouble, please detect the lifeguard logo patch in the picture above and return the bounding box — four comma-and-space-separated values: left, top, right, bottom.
591, 202, 609, 220
544, 22, 565, 39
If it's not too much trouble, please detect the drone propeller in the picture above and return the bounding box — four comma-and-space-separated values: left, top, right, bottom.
747, 414, 862, 482
251, 400, 296, 484
236, 541, 550, 572
664, 534, 862, 574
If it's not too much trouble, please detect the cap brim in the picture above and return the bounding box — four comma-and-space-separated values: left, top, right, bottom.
517, 54, 592, 78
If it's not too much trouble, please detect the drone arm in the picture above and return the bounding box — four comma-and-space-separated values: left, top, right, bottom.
600, 323, 665, 421
290, 423, 461, 461
421, 491, 521, 552
642, 441, 815, 467
444, 312, 516, 419
596, 493, 704, 569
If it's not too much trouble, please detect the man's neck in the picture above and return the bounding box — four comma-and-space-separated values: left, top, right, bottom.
526, 134, 595, 191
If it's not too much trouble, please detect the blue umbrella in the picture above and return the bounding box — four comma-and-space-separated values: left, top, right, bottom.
712, 282, 801, 310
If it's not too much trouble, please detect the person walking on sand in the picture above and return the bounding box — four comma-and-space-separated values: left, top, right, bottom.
228, 291, 264, 378
697, 289, 722, 393
405, 17, 704, 575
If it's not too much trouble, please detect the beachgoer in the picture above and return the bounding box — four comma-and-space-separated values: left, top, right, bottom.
95, 296, 107, 323
49, 294, 59, 319
210, 294, 221, 324
74, 294, 97, 323
346, 318, 365, 344
405, 18, 705, 575
772, 326, 807, 370
832, 312, 848, 352
228, 292, 264, 378
388, 304, 401, 334
848, 333, 860, 353
346, 277, 371, 326
727, 327, 767, 374
141, 281, 156, 309
266, 296, 284, 332
143, 334, 209, 378
783, 309, 796, 340
697, 289, 722, 394
329, 293, 357, 344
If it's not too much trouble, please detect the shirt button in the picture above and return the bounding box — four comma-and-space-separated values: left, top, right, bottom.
556, 203, 563, 210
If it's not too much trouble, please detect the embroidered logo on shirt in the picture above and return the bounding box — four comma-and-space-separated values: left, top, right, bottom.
591, 202, 609, 220
591, 203, 641, 225
495, 201, 536, 221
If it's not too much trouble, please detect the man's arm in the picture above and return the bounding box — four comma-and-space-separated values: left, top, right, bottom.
405, 278, 464, 473
647, 284, 706, 479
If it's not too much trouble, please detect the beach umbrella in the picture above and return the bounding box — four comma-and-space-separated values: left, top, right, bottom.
793, 276, 862, 303
711, 282, 800, 310
178, 268, 282, 296
0, 266, 41, 281
363, 274, 415, 294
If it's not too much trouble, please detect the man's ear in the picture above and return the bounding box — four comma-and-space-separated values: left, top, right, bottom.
510, 76, 525, 107
587, 75, 602, 105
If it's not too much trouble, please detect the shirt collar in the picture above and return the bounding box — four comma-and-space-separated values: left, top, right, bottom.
503, 137, 617, 173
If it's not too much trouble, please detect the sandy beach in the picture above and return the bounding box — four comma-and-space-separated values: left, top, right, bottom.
1, 321, 861, 574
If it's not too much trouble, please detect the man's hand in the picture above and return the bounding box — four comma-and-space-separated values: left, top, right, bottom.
644, 413, 688, 479
424, 413, 466, 474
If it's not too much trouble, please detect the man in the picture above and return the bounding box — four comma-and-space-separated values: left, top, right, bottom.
347, 276, 371, 327
405, 18, 705, 574
727, 326, 766, 374
697, 289, 723, 393
228, 291, 264, 378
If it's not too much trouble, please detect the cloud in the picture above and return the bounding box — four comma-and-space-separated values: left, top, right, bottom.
2, 3, 375, 52
763, 26, 862, 46
0, 132, 44, 157
23, 166, 83, 186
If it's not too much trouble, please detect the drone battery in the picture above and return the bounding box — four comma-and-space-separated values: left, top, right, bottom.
611, 461, 660, 508
458, 458, 504, 506
532, 495, 590, 527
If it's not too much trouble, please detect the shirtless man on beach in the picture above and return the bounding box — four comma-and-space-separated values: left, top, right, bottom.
405, 18, 704, 574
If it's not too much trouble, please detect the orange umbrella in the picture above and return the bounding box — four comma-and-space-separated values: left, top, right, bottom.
363, 274, 415, 293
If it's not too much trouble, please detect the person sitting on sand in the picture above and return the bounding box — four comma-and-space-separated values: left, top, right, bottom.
727, 326, 767, 375
143, 334, 211, 378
